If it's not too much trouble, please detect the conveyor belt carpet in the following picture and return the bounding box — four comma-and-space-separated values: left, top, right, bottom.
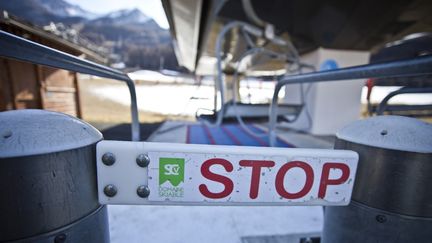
187, 124, 295, 147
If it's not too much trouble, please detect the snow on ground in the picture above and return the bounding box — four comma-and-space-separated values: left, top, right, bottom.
128, 70, 190, 83
361, 86, 432, 105
90, 83, 214, 116
89, 81, 279, 116
89, 81, 432, 117
108, 205, 323, 243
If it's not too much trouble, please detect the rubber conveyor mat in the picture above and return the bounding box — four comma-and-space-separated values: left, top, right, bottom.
187, 124, 295, 147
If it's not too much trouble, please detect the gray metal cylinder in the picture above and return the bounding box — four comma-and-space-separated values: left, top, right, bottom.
0, 110, 109, 242
322, 115, 432, 243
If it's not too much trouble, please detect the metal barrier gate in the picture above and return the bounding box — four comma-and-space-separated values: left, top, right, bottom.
1, 31, 432, 243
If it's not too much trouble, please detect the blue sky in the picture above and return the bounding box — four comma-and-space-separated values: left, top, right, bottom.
66, 0, 169, 29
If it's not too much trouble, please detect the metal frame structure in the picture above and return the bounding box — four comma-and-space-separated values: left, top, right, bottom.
209, 21, 291, 127
268, 55, 432, 146
203, 20, 432, 147
230, 47, 301, 138
0, 30, 141, 141
375, 87, 432, 115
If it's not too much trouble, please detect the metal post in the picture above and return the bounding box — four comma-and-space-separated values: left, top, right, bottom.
322, 115, 432, 243
0, 109, 109, 242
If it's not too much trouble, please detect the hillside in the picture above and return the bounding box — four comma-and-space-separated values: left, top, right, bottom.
0, 0, 178, 70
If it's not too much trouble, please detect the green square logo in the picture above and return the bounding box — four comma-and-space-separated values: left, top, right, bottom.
159, 158, 184, 187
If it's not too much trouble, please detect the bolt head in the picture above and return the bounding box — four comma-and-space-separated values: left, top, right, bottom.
104, 184, 117, 197
2, 130, 12, 139
102, 152, 116, 166
376, 214, 387, 223
137, 185, 150, 198
136, 154, 150, 167
54, 234, 67, 243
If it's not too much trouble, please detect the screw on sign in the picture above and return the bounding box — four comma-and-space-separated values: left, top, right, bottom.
198, 159, 350, 200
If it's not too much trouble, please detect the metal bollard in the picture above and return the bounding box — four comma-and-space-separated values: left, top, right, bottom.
0, 110, 109, 242
322, 115, 432, 243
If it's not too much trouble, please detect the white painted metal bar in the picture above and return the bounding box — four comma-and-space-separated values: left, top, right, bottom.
96, 140, 358, 206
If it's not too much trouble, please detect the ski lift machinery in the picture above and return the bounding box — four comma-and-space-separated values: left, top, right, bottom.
1, 0, 432, 242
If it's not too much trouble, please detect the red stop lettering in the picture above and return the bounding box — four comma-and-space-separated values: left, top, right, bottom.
318, 162, 350, 198
275, 161, 314, 199
239, 160, 275, 199
199, 158, 234, 199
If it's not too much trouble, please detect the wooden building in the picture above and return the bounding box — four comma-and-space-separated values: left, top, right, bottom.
0, 12, 106, 117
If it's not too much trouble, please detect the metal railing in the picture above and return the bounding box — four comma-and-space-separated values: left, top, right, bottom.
269, 55, 432, 146
0, 30, 140, 141
376, 87, 432, 115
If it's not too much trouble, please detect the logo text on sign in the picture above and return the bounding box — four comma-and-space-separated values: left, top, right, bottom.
158, 158, 185, 197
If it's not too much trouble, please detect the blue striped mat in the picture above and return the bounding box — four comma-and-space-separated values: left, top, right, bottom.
187, 124, 295, 148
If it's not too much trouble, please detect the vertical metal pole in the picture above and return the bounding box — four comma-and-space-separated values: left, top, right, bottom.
126, 78, 140, 141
